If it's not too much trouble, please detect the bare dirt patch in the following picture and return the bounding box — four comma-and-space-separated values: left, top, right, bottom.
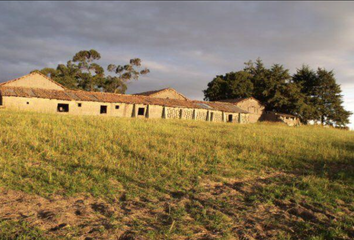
1, 172, 353, 239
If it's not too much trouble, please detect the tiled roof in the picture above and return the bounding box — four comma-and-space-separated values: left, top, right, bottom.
0, 86, 248, 114
133, 87, 189, 100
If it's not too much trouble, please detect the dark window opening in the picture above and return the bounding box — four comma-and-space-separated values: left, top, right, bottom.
27, 102, 29, 105
210, 112, 214, 121
228, 114, 233, 122
78, 103, 82, 107
138, 107, 145, 116
115, 105, 120, 109
57, 103, 69, 112
0, 95, 2, 106
100, 105, 107, 114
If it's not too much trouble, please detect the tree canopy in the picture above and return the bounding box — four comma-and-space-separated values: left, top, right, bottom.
32, 49, 149, 94
204, 58, 351, 126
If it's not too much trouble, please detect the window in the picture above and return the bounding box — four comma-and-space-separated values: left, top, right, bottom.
115, 105, 120, 109
0, 95, 2, 106
27, 102, 29, 105
138, 107, 145, 116
78, 103, 82, 107
210, 112, 214, 121
228, 114, 233, 122
57, 104, 69, 112
100, 106, 107, 114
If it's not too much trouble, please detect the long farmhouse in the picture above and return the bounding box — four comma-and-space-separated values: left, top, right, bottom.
0, 72, 300, 126
0, 73, 250, 123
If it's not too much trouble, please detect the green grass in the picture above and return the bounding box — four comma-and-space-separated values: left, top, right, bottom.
0, 110, 353, 239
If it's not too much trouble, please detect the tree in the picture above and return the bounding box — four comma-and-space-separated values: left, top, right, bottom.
32, 50, 149, 93
106, 58, 150, 94
244, 58, 269, 103
264, 64, 305, 115
244, 59, 306, 115
315, 68, 351, 126
292, 65, 319, 123
203, 71, 253, 101
293, 66, 351, 126
72, 50, 104, 91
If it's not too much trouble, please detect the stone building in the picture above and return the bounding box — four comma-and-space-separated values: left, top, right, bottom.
0, 73, 249, 124
216, 97, 265, 123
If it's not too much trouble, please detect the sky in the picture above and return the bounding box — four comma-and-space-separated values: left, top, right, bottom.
0, 2, 353, 128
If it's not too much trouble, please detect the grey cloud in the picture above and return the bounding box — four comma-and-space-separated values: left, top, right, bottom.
0, 1, 354, 97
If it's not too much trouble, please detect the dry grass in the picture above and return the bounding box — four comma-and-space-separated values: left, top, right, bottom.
0, 110, 353, 239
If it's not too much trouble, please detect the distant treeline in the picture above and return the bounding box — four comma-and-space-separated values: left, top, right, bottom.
204, 59, 351, 126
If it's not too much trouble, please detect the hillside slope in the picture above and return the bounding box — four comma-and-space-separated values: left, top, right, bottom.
0, 110, 353, 239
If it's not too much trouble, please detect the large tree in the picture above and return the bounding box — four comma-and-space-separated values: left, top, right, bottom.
204, 71, 253, 101
204, 59, 351, 126
72, 50, 104, 91
262, 64, 305, 115
293, 66, 351, 126
32, 49, 149, 93
292, 65, 320, 123
205, 59, 306, 116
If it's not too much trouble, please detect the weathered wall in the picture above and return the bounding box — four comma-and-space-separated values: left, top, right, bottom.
181, 109, 194, 120
210, 111, 223, 122
224, 112, 240, 123
2, 96, 134, 117
195, 109, 208, 121
2, 74, 64, 91
239, 113, 249, 124
2, 96, 250, 125
165, 107, 181, 119
147, 105, 164, 119
150, 90, 186, 100
236, 99, 264, 123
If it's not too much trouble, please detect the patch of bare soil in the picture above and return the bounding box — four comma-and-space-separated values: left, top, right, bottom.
194, 172, 354, 239
1, 173, 353, 239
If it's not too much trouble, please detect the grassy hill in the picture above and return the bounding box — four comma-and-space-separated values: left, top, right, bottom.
0, 110, 353, 239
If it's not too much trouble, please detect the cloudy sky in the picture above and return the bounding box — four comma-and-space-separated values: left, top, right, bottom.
1, 2, 353, 127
